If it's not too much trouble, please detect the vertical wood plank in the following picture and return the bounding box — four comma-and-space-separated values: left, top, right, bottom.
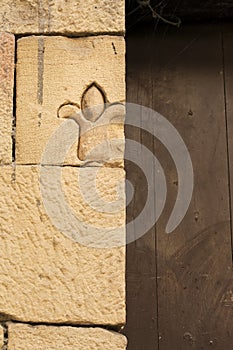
126, 23, 233, 349
152, 24, 233, 349
125, 31, 158, 350
223, 28, 233, 259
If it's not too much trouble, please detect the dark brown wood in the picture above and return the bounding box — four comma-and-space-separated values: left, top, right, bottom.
154, 23, 233, 350
127, 0, 233, 24
124, 36, 159, 349
126, 23, 233, 349
223, 28, 233, 264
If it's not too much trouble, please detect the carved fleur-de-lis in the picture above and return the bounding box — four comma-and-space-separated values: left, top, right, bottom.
81, 82, 106, 122
57, 82, 124, 163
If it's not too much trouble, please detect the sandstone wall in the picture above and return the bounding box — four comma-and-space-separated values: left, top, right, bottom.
0, 1, 126, 348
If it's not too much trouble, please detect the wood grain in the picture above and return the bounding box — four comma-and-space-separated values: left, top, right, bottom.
126, 23, 233, 349
223, 28, 233, 267
124, 31, 158, 350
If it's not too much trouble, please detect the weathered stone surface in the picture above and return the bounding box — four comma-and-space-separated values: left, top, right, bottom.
8, 324, 127, 350
0, 33, 15, 164
16, 35, 125, 166
0, 0, 125, 35
0, 165, 125, 324
0, 325, 4, 348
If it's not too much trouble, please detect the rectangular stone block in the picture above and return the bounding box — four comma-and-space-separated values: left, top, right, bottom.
0, 165, 125, 324
7, 324, 127, 350
16, 35, 125, 167
0, 0, 125, 35
0, 32, 15, 164
0, 326, 3, 348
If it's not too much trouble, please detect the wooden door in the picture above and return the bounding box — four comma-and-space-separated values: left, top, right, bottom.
125, 23, 233, 349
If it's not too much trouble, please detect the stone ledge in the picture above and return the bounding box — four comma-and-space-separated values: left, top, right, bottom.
7, 324, 127, 350
0, 0, 125, 35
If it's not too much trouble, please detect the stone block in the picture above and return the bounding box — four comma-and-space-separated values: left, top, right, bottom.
0, 326, 4, 348
0, 33, 15, 164
16, 35, 125, 167
0, 0, 125, 35
7, 324, 127, 350
0, 165, 125, 324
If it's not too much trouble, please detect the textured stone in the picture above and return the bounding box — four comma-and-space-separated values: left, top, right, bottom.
0, 0, 125, 35
0, 165, 125, 324
0, 326, 4, 348
16, 35, 125, 166
7, 324, 127, 350
0, 33, 15, 164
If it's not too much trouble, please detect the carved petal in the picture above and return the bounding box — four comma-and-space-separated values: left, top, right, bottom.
58, 103, 80, 119
81, 83, 105, 122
